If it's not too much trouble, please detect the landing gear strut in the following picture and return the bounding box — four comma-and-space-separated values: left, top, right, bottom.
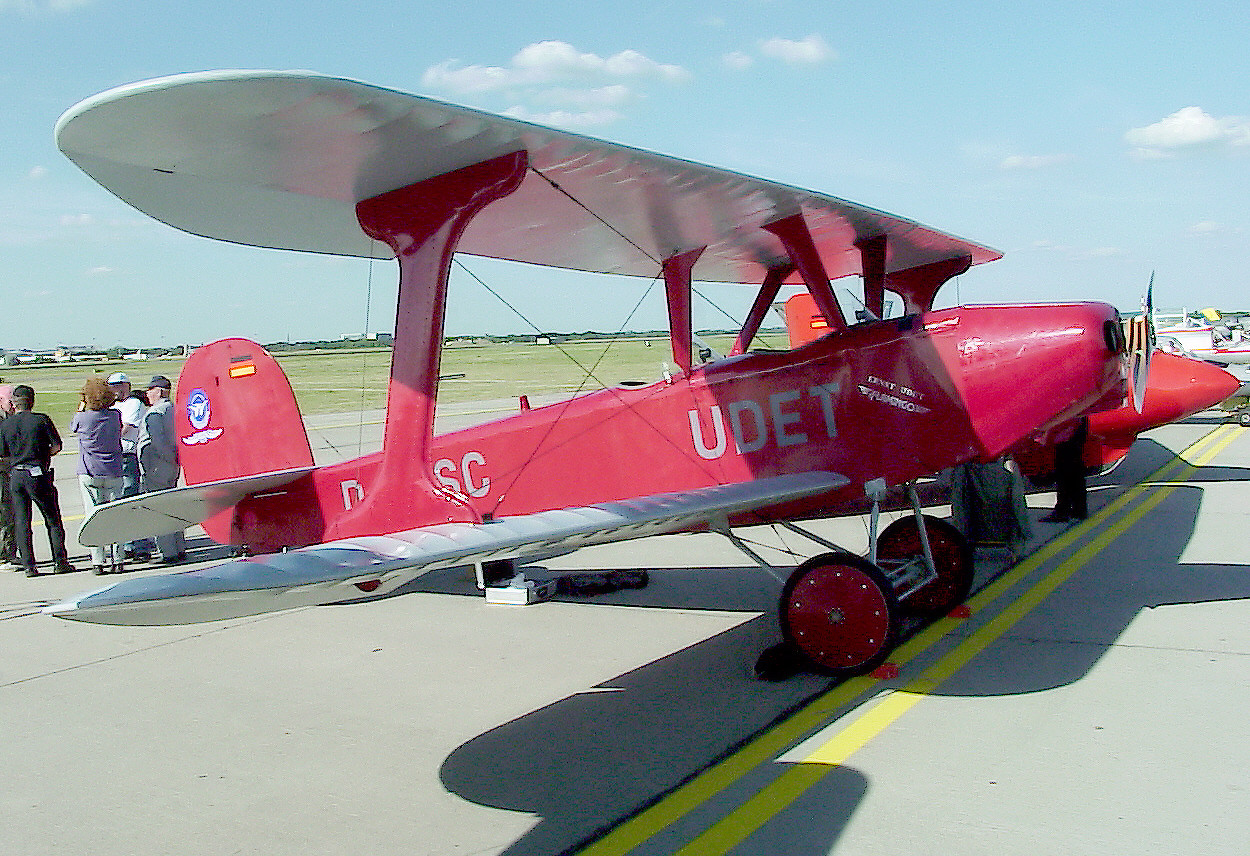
758, 483, 973, 680
876, 515, 973, 617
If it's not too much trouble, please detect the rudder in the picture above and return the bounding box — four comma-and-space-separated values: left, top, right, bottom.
175, 339, 313, 485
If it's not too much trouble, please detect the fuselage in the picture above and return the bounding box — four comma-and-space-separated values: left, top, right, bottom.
219, 302, 1123, 553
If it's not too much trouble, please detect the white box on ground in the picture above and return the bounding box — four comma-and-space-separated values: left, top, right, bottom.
483, 575, 558, 605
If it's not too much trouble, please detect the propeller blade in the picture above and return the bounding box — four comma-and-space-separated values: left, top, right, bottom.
1125, 273, 1156, 413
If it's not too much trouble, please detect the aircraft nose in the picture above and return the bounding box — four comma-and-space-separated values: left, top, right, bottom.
1182, 358, 1241, 410
1144, 351, 1242, 421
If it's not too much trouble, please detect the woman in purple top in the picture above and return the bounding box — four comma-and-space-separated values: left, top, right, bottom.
69, 377, 125, 574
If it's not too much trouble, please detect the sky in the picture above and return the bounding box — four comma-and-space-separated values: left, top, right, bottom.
2, 0, 1248, 349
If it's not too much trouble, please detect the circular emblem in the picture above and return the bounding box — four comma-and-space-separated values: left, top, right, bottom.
187, 388, 211, 430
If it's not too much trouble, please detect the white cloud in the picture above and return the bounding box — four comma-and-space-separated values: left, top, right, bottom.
503, 105, 621, 128
722, 51, 754, 71
1125, 106, 1250, 158
58, 213, 95, 227
533, 84, 634, 110
26, 165, 48, 180
422, 41, 689, 127
0, 0, 93, 13
1189, 220, 1222, 234
1083, 246, 1125, 259
424, 41, 688, 96
86, 265, 114, 276
1000, 153, 1075, 170
1025, 240, 1124, 260
759, 34, 836, 65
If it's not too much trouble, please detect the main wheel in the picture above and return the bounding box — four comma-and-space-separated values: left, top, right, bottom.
779, 552, 899, 676
876, 515, 973, 617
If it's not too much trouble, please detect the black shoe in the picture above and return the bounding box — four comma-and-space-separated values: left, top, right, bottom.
111, 563, 125, 574
25, 567, 41, 577
54, 562, 77, 575
93, 565, 107, 575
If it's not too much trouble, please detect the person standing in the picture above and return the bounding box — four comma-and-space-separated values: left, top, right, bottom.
0, 384, 17, 568
0, 385, 74, 576
138, 375, 185, 563
70, 377, 126, 574
1042, 416, 1089, 523
107, 372, 152, 561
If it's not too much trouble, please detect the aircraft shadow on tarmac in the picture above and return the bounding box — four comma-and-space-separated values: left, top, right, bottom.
427, 434, 1250, 855
436, 614, 867, 856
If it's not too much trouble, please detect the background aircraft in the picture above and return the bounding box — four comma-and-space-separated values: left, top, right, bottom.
1154, 308, 1250, 365
48, 70, 1129, 677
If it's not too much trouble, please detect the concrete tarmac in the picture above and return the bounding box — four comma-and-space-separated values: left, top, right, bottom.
1, 409, 1245, 855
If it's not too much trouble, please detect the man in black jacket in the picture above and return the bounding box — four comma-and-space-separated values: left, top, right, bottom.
0, 385, 74, 576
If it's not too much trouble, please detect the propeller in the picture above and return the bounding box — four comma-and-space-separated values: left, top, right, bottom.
1124, 273, 1156, 413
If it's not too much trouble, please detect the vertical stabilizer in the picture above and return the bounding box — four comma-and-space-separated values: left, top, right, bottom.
176, 338, 313, 485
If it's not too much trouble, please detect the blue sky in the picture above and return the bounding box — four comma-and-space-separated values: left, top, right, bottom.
2, 0, 1247, 348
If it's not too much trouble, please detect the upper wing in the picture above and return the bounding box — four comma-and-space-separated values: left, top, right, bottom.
75, 467, 316, 546
46, 471, 846, 625
56, 70, 999, 288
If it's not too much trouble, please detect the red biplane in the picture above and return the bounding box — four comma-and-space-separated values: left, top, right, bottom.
49, 70, 1132, 677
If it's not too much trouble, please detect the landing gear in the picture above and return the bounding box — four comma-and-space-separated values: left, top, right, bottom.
753, 484, 975, 681
875, 515, 973, 617
776, 552, 899, 677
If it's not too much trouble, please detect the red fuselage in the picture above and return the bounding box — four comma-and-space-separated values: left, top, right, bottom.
213, 303, 1122, 553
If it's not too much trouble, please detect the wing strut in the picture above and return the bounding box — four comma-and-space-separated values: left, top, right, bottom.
857, 235, 887, 319
763, 214, 847, 330
887, 255, 972, 314
347, 150, 529, 536
730, 262, 795, 356
663, 247, 705, 374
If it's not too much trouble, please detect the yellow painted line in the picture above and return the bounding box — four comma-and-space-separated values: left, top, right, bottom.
576, 422, 1241, 856
677, 424, 1242, 855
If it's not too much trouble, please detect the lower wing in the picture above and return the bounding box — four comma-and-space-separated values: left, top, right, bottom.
47, 472, 847, 625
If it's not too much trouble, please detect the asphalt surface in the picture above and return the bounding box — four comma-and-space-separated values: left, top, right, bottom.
1, 405, 1245, 855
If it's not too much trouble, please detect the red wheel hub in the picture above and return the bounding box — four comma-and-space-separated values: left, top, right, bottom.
784, 561, 892, 671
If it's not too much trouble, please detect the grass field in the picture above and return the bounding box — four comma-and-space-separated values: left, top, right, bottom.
0, 333, 769, 430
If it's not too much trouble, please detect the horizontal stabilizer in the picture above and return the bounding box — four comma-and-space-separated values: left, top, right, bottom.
76, 467, 315, 546
47, 471, 847, 625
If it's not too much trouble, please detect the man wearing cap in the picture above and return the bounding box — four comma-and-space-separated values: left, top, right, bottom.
108, 372, 152, 561
138, 375, 185, 563
0, 385, 75, 576
0, 384, 18, 568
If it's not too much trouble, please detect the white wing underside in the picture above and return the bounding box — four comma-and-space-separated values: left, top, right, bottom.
47, 471, 847, 625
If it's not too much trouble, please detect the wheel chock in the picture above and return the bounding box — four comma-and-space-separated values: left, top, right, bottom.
870, 662, 900, 680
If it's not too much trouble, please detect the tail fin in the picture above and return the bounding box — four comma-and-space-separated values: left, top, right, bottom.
175, 339, 313, 485
783, 293, 831, 348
